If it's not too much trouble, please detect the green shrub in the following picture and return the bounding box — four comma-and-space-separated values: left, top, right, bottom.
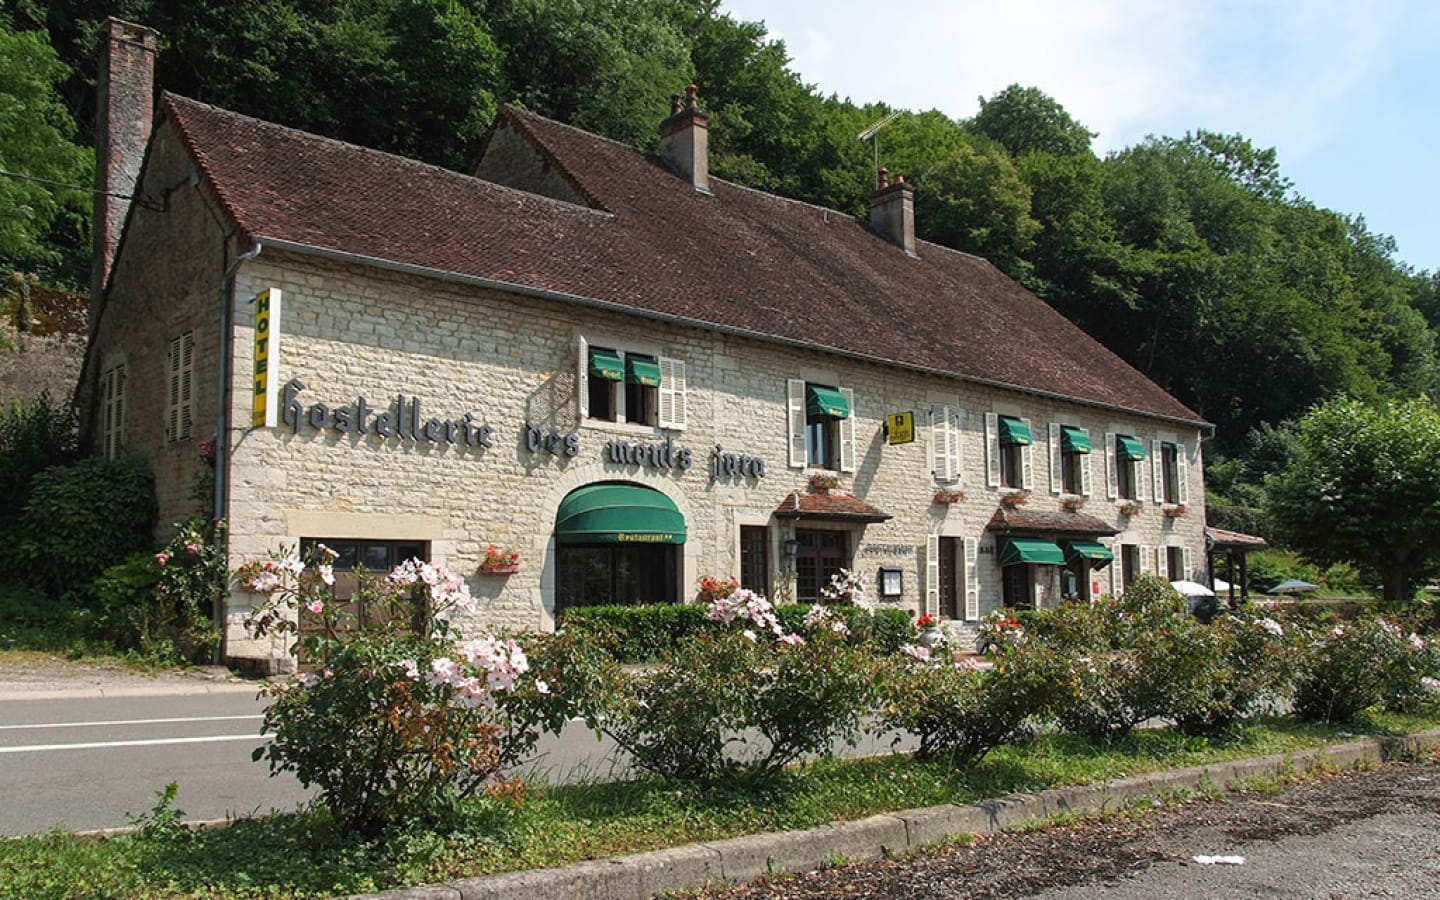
0, 392, 78, 529
1293, 617, 1406, 723
1149, 608, 1296, 738
13, 455, 156, 596
877, 656, 1044, 764
557, 603, 714, 662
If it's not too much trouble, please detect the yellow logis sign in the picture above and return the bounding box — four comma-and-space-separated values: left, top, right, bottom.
252, 288, 282, 428
886, 411, 915, 445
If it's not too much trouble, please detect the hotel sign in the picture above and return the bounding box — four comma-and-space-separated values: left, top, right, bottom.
886, 412, 915, 445
252, 288, 282, 428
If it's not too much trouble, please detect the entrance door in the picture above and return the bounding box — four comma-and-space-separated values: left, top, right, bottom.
795, 529, 848, 601
1002, 564, 1032, 610
938, 537, 960, 619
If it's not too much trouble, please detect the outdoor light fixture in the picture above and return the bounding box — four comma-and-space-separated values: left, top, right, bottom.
878, 567, 903, 598
782, 537, 799, 560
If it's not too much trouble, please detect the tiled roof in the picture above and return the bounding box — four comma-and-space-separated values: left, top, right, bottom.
1207, 527, 1269, 550
986, 507, 1119, 537
161, 94, 1205, 425
774, 490, 892, 522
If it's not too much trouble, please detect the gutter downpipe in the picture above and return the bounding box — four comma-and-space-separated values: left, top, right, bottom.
213, 237, 261, 662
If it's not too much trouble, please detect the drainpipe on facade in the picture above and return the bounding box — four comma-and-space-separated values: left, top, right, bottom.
212, 237, 262, 663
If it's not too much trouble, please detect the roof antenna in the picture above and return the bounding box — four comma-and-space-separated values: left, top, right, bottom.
858, 110, 902, 190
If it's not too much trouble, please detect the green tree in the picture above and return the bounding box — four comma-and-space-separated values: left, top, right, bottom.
1268, 397, 1440, 606
969, 84, 1095, 158
0, 21, 92, 285
915, 137, 1039, 279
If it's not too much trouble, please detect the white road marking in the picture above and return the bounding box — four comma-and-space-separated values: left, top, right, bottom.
0, 714, 263, 731
0, 734, 272, 754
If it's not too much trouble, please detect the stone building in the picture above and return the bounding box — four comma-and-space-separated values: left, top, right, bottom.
80, 22, 1210, 670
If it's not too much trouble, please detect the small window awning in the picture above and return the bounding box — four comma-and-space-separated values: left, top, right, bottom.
1060, 426, 1090, 454
806, 385, 850, 419
1116, 434, 1146, 461
999, 415, 1032, 446
1061, 539, 1113, 570
996, 536, 1065, 567
624, 355, 661, 387
588, 348, 624, 381
555, 483, 686, 544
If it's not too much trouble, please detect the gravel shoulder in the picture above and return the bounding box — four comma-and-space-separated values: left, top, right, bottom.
0, 652, 258, 698
699, 759, 1440, 899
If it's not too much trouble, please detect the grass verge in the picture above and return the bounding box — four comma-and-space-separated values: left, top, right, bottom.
2, 713, 1434, 899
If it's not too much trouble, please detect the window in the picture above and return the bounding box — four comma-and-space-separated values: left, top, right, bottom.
1121, 544, 1140, 588
930, 405, 964, 483
101, 364, 126, 460
579, 339, 686, 429
1051, 424, 1090, 496
166, 331, 195, 442
301, 537, 428, 574
740, 525, 769, 594
1157, 441, 1187, 505
1109, 433, 1146, 501
556, 544, 678, 612
1164, 545, 1188, 581
788, 380, 856, 472
986, 413, 1033, 489
794, 529, 848, 601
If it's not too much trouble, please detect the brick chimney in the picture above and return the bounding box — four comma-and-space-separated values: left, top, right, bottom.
869, 168, 916, 256
91, 18, 158, 309
660, 84, 710, 193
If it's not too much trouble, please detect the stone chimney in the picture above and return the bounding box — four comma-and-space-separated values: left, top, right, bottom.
91, 18, 158, 308
660, 84, 710, 193
869, 168, 916, 256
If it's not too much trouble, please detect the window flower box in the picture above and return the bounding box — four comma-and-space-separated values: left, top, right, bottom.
1060, 495, 1085, 512
1000, 490, 1030, 509
1117, 501, 1143, 517
808, 473, 841, 491
1163, 504, 1189, 518
933, 489, 965, 505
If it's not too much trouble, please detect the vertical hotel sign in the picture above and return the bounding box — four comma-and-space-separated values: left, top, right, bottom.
252, 288, 282, 428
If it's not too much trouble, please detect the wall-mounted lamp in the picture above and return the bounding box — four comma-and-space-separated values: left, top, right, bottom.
782, 538, 799, 560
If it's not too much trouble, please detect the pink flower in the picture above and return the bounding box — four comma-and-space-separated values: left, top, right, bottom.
778, 633, 805, 645
400, 658, 420, 680
154, 552, 170, 565
184, 541, 203, 555
318, 564, 335, 587
306, 600, 324, 615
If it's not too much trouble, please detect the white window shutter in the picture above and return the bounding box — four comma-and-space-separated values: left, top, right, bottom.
1105, 431, 1118, 500
1110, 552, 1121, 598
1020, 418, 1035, 490
1140, 545, 1152, 573
1182, 547, 1192, 581
838, 387, 857, 473
787, 379, 806, 468
657, 357, 686, 430
1135, 446, 1147, 501
984, 412, 1000, 488
926, 534, 940, 615
577, 336, 589, 419
1177, 444, 1189, 505
952, 408, 965, 485
963, 536, 980, 620
1080, 429, 1093, 496
930, 406, 957, 483
1151, 439, 1164, 504
942, 406, 961, 483
1049, 422, 1062, 494
1156, 547, 1166, 578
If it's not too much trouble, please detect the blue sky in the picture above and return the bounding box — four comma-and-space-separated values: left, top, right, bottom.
721, 0, 1440, 274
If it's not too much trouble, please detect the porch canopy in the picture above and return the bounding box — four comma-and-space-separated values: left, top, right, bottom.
555, 483, 685, 544
1061, 539, 1113, 569
997, 536, 1065, 567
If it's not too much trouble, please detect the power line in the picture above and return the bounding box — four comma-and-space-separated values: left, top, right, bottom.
0, 168, 131, 199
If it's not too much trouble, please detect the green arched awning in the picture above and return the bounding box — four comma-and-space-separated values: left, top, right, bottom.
555, 483, 686, 544
996, 536, 1065, 567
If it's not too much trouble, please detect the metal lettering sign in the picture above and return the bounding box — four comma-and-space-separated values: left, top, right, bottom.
886, 411, 915, 445
251, 288, 282, 428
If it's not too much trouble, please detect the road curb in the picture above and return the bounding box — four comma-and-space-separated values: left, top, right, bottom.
340, 729, 1440, 900
0, 680, 262, 702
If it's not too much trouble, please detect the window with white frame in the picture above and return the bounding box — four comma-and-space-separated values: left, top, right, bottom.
1050, 423, 1091, 496
1155, 440, 1187, 505
1164, 545, 1188, 581
985, 412, 1033, 490
166, 332, 195, 442
929, 405, 964, 484
101, 364, 126, 459
578, 338, 686, 429
787, 380, 856, 471
1107, 433, 1146, 501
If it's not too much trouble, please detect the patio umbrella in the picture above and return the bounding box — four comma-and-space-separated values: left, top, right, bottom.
1212, 577, 1234, 592
1171, 580, 1215, 598
1271, 579, 1320, 594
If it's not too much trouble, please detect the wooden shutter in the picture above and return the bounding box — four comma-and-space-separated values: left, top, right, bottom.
1135, 441, 1147, 502
932, 406, 960, 483
1182, 547, 1192, 581
576, 336, 589, 419
1020, 417, 1034, 490
179, 332, 194, 440
838, 387, 857, 473
984, 412, 1000, 488
787, 379, 807, 468
1110, 549, 1122, 598
657, 356, 686, 430
926, 534, 940, 615
1177, 443, 1190, 504
1105, 431, 1118, 499
1151, 439, 1164, 504
952, 408, 966, 484
1156, 547, 1167, 579
1140, 545, 1152, 573
167, 336, 181, 441
1080, 428, 1093, 496
963, 536, 980, 620
1049, 422, 1063, 494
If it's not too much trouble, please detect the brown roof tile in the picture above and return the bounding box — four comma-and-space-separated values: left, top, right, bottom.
986, 507, 1119, 537
774, 490, 892, 523
160, 94, 1205, 425
1207, 526, 1269, 550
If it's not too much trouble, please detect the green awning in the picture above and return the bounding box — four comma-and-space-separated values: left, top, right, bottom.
555, 483, 686, 544
1060, 426, 1091, 454
588, 348, 624, 381
1061, 540, 1113, 570
998, 415, 1032, 446
1116, 434, 1146, 461
625, 356, 662, 387
996, 537, 1065, 567
806, 385, 849, 419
